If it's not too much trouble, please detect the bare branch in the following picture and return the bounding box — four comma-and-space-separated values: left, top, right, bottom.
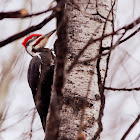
0, 1, 67, 48
135, 133, 140, 140
105, 86, 140, 91
45, 0, 67, 139
67, 16, 140, 73
93, 1, 116, 139
119, 27, 140, 44
0, 1, 61, 19
0, 12, 56, 48
0, 9, 28, 19
0, 108, 36, 132
121, 114, 140, 140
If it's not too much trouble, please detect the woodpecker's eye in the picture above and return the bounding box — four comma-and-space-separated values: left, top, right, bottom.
26, 36, 38, 46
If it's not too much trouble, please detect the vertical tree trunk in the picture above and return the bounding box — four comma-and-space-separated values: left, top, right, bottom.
47, 0, 118, 139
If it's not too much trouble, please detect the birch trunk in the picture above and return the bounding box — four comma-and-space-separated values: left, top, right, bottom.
47, 0, 118, 139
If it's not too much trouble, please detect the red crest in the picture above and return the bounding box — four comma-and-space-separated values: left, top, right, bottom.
22, 34, 42, 48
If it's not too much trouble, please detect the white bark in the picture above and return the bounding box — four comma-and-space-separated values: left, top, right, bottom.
58, 0, 118, 139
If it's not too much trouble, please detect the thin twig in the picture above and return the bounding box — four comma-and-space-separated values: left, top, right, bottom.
75, 32, 125, 70
0, 108, 36, 132
93, 1, 116, 139
0, 12, 56, 48
67, 16, 140, 73
135, 133, 140, 140
121, 114, 140, 140
119, 27, 140, 44
105, 86, 140, 91
0, 1, 61, 19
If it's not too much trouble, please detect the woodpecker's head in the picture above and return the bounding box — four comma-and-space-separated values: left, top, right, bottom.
22, 30, 56, 56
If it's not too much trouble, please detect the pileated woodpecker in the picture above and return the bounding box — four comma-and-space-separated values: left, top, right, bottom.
22, 30, 56, 131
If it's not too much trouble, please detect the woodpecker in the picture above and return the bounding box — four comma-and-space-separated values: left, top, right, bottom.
22, 30, 56, 131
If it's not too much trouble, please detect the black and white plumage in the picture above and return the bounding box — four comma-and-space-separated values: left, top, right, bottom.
22, 30, 56, 131
28, 49, 54, 131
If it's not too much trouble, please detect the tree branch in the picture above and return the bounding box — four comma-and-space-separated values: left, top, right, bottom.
67, 16, 140, 73
93, 1, 116, 138
0, 2, 61, 19
121, 114, 140, 140
45, 0, 67, 139
119, 27, 140, 44
0, 9, 28, 19
0, 12, 56, 48
105, 86, 140, 91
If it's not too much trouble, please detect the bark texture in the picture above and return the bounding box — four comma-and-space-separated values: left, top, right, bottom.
57, 0, 117, 139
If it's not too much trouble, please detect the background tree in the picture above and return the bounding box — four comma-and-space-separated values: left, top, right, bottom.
0, 0, 140, 140
46, 0, 118, 139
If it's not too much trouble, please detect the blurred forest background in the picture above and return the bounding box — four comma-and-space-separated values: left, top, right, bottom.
0, 0, 140, 140
0, 0, 56, 140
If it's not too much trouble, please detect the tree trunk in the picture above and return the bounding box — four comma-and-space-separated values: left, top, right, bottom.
46, 0, 118, 139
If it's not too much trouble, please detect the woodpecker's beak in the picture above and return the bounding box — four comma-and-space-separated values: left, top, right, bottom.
42, 29, 56, 39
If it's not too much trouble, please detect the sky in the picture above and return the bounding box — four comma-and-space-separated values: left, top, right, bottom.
0, 0, 140, 140
101, 0, 140, 139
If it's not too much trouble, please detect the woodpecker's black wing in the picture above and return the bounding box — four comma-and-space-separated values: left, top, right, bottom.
37, 52, 54, 131
27, 49, 54, 131
27, 56, 41, 97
